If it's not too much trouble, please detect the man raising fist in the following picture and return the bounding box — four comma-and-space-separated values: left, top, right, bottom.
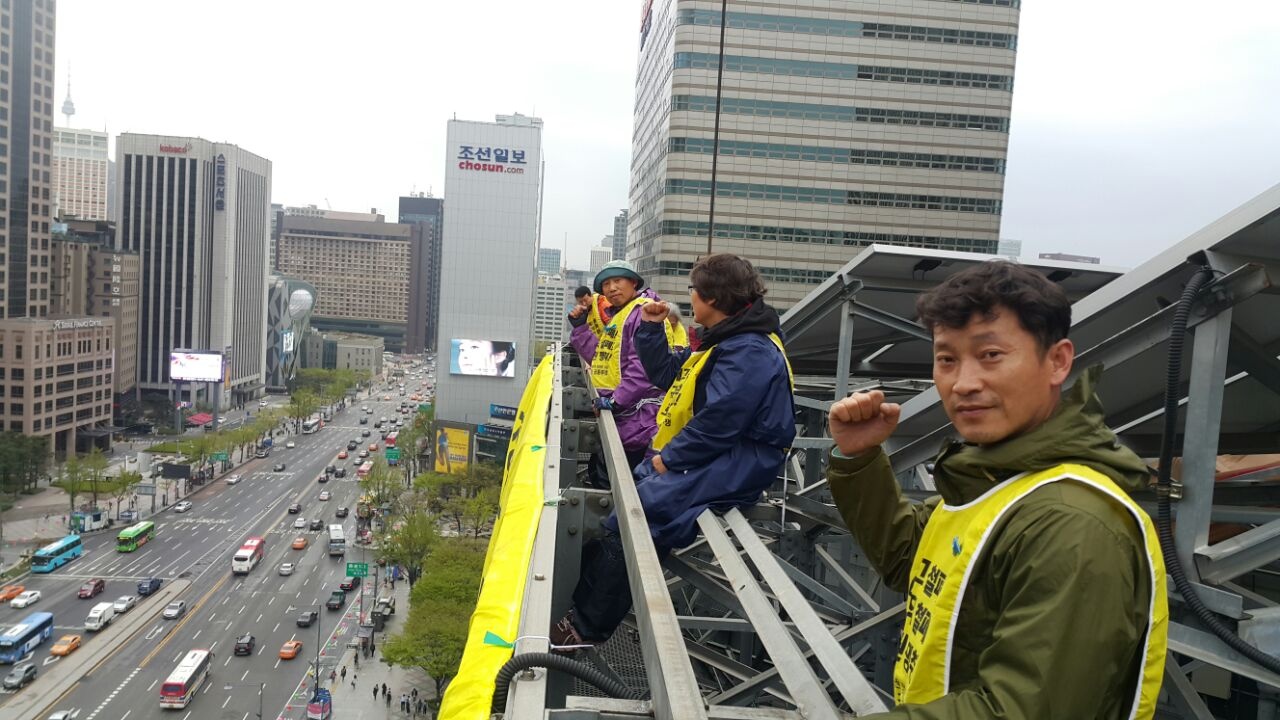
826, 261, 1167, 719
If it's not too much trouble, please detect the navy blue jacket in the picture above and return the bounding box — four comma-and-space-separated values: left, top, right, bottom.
604, 302, 795, 549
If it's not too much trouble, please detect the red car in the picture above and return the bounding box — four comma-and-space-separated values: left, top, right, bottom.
78, 578, 105, 599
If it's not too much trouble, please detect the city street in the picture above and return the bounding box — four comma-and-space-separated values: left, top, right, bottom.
0, 392, 414, 720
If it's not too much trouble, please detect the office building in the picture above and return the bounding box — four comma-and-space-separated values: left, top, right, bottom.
997, 238, 1023, 260
116, 134, 272, 408
276, 214, 420, 353
435, 113, 543, 424
0, 316, 117, 456
1, 1, 57, 320
399, 194, 445, 355
1039, 252, 1101, 265
612, 209, 628, 260
590, 243, 613, 276
265, 275, 316, 392
629, 0, 1019, 309
301, 329, 384, 377
537, 248, 562, 275
533, 273, 570, 352
284, 204, 383, 222
53, 127, 110, 221
50, 220, 139, 396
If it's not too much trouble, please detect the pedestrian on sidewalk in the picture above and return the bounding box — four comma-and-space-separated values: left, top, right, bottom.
341, 665, 347, 682
385, 692, 391, 708
372, 683, 377, 699
382, 682, 388, 698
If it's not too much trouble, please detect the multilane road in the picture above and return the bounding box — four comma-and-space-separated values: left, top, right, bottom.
0, 393, 415, 720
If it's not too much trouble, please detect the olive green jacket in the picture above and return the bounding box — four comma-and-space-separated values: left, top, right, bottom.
829, 367, 1156, 719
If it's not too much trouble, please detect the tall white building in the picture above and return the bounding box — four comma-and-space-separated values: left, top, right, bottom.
629, 0, 1019, 309
116, 134, 272, 408
53, 127, 110, 221
533, 273, 570, 351
435, 114, 543, 424
589, 243, 613, 277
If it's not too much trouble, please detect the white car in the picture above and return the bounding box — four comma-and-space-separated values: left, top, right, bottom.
162, 600, 186, 619
293, 518, 307, 529
113, 595, 137, 613
279, 563, 295, 576
286, 441, 296, 449
259, 400, 268, 408
9, 590, 40, 608
318, 491, 331, 501
225, 474, 242, 485
174, 500, 193, 513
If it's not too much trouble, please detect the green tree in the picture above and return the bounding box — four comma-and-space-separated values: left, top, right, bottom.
57, 456, 92, 523
358, 458, 397, 507
111, 470, 144, 520
83, 447, 110, 509
376, 502, 438, 587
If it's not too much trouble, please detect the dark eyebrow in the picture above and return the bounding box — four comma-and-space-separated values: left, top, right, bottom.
933, 331, 1004, 351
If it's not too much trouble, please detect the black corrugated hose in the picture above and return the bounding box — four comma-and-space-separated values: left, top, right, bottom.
490, 652, 640, 714
1156, 265, 1280, 674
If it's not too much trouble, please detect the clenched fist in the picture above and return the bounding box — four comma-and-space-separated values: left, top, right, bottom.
640, 301, 670, 323
829, 390, 901, 456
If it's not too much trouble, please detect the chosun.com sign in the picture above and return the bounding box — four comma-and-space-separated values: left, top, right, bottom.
457, 145, 526, 175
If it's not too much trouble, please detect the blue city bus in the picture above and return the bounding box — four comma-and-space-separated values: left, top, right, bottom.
31, 534, 84, 573
0, 612, 54, 663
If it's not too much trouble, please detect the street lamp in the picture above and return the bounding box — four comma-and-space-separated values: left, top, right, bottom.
222, 681, 265, 720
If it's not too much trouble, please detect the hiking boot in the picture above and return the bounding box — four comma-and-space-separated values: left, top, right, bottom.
549, 611, 595, 653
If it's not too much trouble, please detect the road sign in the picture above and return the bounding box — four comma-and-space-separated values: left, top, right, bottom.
384, 448, 401, 461
212, 451, 229, 461
346, 562, 369, 578
136, 483, 156, 496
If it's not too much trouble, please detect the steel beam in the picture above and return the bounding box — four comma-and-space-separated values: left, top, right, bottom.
1161, 652, 1217, 720
1167, 621, 1280, 691
815, 545, 880, 614
849, 299, 932, 343
1196, 519, 1280, 585
595, 394, 708, 720
698, 511, 844, 719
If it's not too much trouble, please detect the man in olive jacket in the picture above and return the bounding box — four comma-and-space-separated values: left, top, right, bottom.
828, 262, 1167, 719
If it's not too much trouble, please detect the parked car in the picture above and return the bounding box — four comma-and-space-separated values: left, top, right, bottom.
288, 503, 302, 514
113, 595, 137, 613
273, 462, 287, 472
137, 578, 162, 596
162, 600, 186, 619
78, 578, 105, 599
2, 664, 36, 690
335, 506, 349, 518
296, 610, 318, 627
234, 633, 256, 655
174, 501, 193, 513
279, 640, 303, 659
50, 635, 81, 656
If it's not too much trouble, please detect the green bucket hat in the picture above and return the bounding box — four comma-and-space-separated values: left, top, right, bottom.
593, 260, 646, 294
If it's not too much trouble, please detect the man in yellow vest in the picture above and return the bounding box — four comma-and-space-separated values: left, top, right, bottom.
828, 261, 1167, 719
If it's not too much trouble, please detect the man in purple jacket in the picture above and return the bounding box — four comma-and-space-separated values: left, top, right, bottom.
568, 260, 667, 484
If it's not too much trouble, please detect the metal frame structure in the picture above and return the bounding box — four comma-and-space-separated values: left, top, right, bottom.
499, 184, 1280, 717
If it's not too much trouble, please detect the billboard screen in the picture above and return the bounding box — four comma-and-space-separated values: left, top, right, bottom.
449, 339, 516, 377
282, 329, 295, 354
434, 425, 473, 475
169, 351, 224, 382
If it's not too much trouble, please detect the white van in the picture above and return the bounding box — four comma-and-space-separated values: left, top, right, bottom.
85, 601, 116, 631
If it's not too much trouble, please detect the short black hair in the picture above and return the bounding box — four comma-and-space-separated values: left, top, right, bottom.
690, 254, 767, 316
915, 261, 1071, 353
574, 286, 592, 299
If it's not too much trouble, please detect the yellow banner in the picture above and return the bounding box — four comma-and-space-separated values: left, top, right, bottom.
434, 426, 472, 475
439, 355, 554, 718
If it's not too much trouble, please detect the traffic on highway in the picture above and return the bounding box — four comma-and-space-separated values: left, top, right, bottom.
0, 385, 425, 720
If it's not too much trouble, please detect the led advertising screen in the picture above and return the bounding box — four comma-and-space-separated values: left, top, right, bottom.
449, 339, 516, 378
169, 350, 224, 383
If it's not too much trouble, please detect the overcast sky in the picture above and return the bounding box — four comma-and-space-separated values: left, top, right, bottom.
56, 0, 1280, 270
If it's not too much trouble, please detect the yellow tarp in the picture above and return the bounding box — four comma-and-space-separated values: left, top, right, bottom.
439, 355, 555, 718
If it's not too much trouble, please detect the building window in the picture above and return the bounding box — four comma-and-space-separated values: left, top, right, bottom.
673, 95, 1009, 133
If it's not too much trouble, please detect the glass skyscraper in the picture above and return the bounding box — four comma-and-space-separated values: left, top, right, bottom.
628, 0, 1020, 309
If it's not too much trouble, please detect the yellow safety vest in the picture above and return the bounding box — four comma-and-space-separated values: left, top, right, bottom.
653, 333, 792, 450
893, 463, 1168, 720
586, 295, 609, 338
590, 298, 690, 390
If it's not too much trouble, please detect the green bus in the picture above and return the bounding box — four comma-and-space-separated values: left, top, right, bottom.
116, 520, 157, 552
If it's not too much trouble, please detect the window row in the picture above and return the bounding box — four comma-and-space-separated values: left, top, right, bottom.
677, 9, 1016, 48
652, 260, 831, 285
673, 95, 1010, 133
670, 137, 1006, 173
675, 53, 1012, 91
664, 179, 1003, 214
654, 219, 996, 254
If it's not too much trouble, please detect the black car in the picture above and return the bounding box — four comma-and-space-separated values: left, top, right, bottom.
339, 576, 357, 591
318, 474, 329, 484
273, 462, 287, 472
309, 518, 324, 531
373, 421, 382, 429
325, 464, 337, 475
334, 468, 347, 478
234, 633, 256, 655
335, 506, 349, 518
359, 417, 368, 425
297, 610, 318, 627
137, 577, 163, 596
346, 441, 359, 451
287, 503, 302, 514
326, 590, 346, 610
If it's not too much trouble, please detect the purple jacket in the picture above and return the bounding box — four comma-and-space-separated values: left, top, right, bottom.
570, 289, 665, 454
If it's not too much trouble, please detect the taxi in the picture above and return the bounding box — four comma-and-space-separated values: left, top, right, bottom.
50, 635, 82, 656
291, 537, 308, 550
280, 640, 303, 659
337, 450, 349, 459
0, 585, 24, 602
